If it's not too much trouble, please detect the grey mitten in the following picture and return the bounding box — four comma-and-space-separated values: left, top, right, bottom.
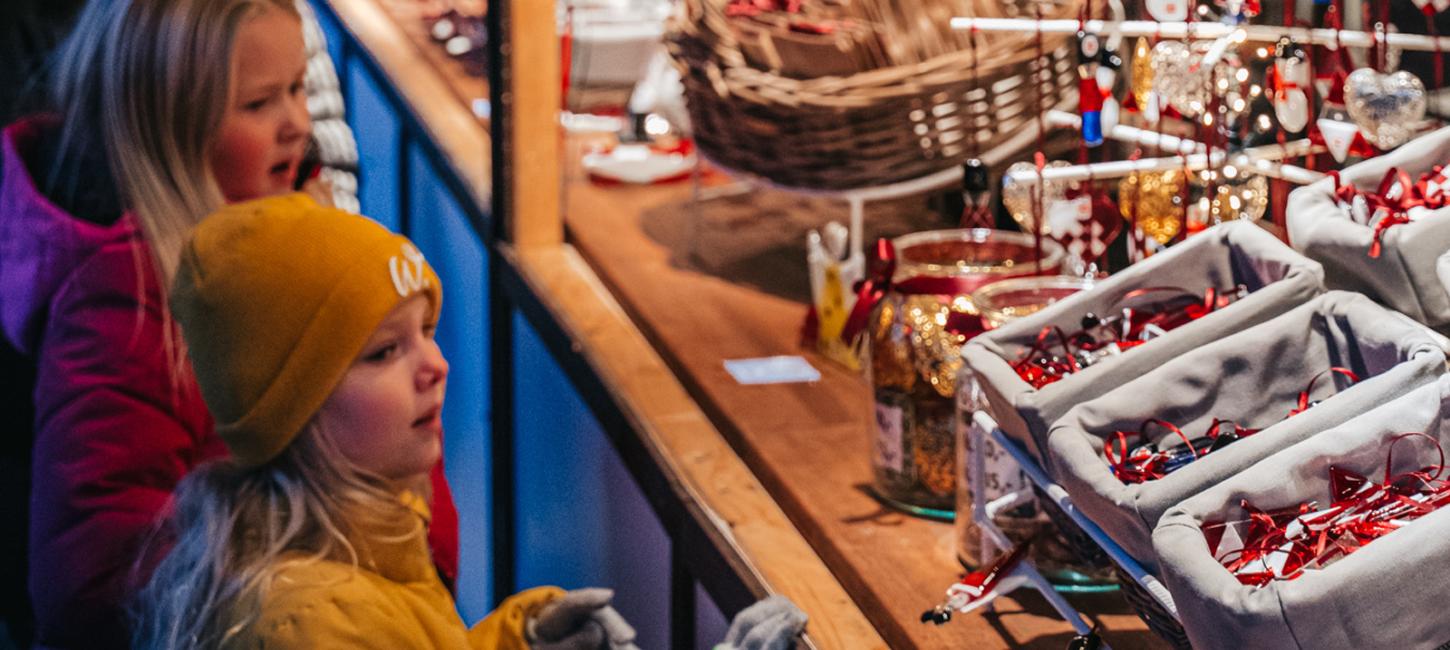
529, 588, 639, 650
715, 596, 807, 650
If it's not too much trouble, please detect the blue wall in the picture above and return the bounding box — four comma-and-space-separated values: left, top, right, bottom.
513, 312, 671, 649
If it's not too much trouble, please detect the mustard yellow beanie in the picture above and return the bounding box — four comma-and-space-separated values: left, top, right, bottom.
171, 193, 442, 466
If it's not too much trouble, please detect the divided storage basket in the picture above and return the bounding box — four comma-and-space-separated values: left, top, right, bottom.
1048, 291, 1449, 570
962, 221, 1325, 472
1287, 125, 1450, 331
1155, 375, 1450, 650
1051, 292, 1448, 646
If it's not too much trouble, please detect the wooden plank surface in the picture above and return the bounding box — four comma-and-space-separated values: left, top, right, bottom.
562, 170, 1167, 649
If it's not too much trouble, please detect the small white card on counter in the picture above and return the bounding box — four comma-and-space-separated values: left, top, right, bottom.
724, 356, 821, 385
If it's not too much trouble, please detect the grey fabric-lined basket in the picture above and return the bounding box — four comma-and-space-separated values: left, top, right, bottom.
1047, 291, 1448, 570
1154, 375, 1450, 650
962, 221, 1324, 469
1286, 125, 1450, 332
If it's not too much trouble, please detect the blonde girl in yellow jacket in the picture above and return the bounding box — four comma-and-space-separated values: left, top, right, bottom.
132, 194, 632, 649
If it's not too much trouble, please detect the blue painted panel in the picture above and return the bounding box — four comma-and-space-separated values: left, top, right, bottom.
696, 582, 729, 649
345, 63, 401, 230
407, 146, 492, 617
513, 313, 671, 649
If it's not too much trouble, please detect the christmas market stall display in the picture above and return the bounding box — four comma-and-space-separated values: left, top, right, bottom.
961, 221, 1324, 474
1287, 126, 1450, 332
1049, 290, 1448, 571
665, 0, 1089, 190
1154, 374, 1450, 650
865, 229, 1066, 517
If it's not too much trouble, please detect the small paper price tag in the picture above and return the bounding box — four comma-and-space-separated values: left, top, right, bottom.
723, 356, 821, 385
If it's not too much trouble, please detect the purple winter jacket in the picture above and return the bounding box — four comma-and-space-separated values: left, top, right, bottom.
1, 117, 224, 649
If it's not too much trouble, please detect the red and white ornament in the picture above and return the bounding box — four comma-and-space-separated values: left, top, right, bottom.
1145, 0, 1189, 21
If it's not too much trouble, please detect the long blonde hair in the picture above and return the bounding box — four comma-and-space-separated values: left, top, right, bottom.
46, 0, 298, 285
132, 422, 424, 650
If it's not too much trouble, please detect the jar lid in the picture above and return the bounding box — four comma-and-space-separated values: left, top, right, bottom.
972, 275, 1095, 329
891, 229, 1066, 279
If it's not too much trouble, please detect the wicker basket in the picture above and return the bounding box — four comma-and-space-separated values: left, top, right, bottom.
665, 0, 1086, 190
1037, 489, 1192, 648
1111, 564, 1192, 649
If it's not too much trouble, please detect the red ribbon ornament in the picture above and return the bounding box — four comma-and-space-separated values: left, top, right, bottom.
1106, 368, 1358, 484
1331, 167, 1450, 258
1211, 432, 1450, 587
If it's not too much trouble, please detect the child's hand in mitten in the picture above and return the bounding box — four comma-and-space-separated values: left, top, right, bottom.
529, 588, 638, 650
715, 595, 806, 650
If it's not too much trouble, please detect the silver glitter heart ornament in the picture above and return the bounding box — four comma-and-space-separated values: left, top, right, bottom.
1345, 68, 1426, 150
1150, 40, 1242, 119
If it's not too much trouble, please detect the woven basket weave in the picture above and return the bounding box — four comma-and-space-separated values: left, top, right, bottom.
1040, 493, 1192, 648
665, 0, 1086, 190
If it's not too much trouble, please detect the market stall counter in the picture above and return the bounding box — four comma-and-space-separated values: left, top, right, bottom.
315, 0, 1158, 647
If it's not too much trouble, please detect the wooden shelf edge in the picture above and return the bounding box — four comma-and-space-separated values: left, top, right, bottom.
505, 242, 888, 650
324, 0, 492, 208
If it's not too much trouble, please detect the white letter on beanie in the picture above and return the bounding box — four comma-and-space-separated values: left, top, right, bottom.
389, 243, 430, 297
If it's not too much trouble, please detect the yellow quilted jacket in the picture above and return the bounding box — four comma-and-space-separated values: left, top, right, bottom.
220, 494, 563, 649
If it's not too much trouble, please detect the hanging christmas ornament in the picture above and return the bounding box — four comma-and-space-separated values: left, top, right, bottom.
1317, 117, 1363, 162
1151, 40, 1243, 119
1145, 0, 1190, 21
1142, 91, 1164, 124
1317, 68, 1365, 163
959, 159, 994, 229
1344, 68, 1427, 150
1096, 42, 1122, 137
1272, 38, 1311, 133
1208, 171, 1270, 222
1118, 170, 1185, 245
1216, 0, 1261, 21
1002, 160, 1073, 235
1130, 37, 1153, 111
1078, 30, 1105, 147
1049, 189, 1122, 270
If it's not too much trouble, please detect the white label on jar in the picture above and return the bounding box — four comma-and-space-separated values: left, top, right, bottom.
981, 432, 1030, 503
873, 402, 905, 473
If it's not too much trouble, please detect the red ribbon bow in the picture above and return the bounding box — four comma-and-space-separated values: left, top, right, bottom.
1333, 167, 1450, 258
